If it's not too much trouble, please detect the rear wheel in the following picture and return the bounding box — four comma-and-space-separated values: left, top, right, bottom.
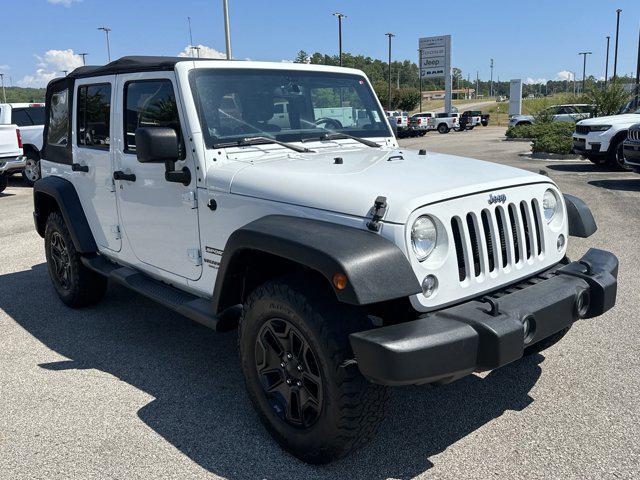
22, 150, 41, 185
239, 275, 387, 464
44, 211, 107, 308
606, 137, 632, 171
438, 124, 449, 134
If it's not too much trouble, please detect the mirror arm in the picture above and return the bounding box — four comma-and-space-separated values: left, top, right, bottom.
164, 159, 191, 186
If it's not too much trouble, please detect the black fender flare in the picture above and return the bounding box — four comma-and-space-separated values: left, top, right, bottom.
211, 215, 421, 312
33, 176, 97, 253
563, 194, 597, 238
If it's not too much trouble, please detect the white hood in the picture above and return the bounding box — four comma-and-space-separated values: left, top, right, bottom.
228, 147, 547, 224
578, 113, 640, 126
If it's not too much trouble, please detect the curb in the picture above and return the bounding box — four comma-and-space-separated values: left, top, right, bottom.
530, 152, 581, 160
504, 137, 533, 142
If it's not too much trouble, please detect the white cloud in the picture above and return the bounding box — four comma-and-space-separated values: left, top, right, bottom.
178, 44, 226, 59
0, 65, 9, 72
524, 77, 547, 84
47, 0, 82, 6
17, 49, 83, 87
556, 70, 574, 81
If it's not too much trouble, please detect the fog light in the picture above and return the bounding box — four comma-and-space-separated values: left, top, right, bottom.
422, 275, 438, 298
522, 315, 536, 344
557, 234, 565, 252
575, 289, 591, 318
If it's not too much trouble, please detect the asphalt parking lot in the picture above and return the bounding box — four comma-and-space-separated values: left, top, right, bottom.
1, 126, 639, 479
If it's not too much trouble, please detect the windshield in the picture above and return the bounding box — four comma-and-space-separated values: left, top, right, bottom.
189, 69, 391, 147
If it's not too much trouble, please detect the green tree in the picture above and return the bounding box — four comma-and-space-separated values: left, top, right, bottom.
395, 88, 421, 112
294, 50, 309, 64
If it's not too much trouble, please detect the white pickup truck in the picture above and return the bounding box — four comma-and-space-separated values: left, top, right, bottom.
0, 103, 45, 184
0, 124, 25, 193
429, 112, 459, 134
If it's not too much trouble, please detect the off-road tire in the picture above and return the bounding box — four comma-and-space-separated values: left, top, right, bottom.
22, 150, 41, 186
523, 326, 571, 356
238, 275, 388, 464
606, 136, 632, 171
438, 124, 449, 134
0, 174, 7, 193
44, 211, 107, 308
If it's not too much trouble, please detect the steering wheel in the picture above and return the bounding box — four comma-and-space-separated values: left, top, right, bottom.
315, 117, 343, 129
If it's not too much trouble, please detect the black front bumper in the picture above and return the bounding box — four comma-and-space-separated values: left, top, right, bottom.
350, 249, 618, 386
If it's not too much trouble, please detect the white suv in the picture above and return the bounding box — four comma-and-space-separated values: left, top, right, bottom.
33, 56, 618, 464
509, 104, 594, 127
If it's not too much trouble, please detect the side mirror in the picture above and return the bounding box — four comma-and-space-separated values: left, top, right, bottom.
135, 127, 179, 163
134, 127, 191, 186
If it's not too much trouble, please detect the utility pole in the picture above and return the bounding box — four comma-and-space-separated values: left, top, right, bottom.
332, 13, 345, 67
476, 71, 479, 99
613, 8, 622, 78
570, 71, 576, 95
635, 22, 640, 108
579, 52, 592, 93
489, 58, 494, 98
419, 49, 423, 111
605, 36, 610, 89
79, 53, 88, 66
0, 73, 6, 103
188, 17, 195, 57
97, 26, 111, 62
385, 33, 395, 111
467, 73, 470, 99
222, 0, 232, 59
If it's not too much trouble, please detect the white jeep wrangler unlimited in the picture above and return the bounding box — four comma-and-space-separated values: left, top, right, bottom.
34, 57, 618, 464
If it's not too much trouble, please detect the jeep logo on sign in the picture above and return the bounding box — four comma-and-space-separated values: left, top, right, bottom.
488, 193, 507, 205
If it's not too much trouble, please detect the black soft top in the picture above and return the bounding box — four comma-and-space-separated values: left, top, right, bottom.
66, 55, 215, 79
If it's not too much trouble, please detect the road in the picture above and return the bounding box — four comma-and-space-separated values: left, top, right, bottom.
432, 100, 495, 113
0, 127, 638, 479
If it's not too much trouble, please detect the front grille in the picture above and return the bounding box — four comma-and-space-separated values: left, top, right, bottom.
575, 125, 590, 135
451, 200, 545, 282
628, 128, 640, 142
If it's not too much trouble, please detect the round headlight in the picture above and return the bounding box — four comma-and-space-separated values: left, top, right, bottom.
543, 189, 559, 223
411, 216, 438, 261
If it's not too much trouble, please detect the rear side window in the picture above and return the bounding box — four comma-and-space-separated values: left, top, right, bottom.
48, 89, 70, 146
27, 107, 46, 125
124, 79, 184, 157
77, 84, 112, 149
11, 108, 33, 126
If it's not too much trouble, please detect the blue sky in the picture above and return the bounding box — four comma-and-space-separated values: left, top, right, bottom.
1, 0, 639, 87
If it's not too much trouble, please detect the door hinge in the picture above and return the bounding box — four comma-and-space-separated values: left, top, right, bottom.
182, 190, 198, 209
110, 225, 121, 240
187, 248, 202, 266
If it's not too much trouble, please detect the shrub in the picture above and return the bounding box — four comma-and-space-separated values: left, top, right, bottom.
587, 80, 630, 116
506, 121, 574, 139
506, 124, 534, 138
532, 134, 573, 154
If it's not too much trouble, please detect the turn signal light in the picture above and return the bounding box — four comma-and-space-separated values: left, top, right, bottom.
332, 272, 348, 290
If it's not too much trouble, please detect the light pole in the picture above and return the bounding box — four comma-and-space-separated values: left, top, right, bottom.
605, 36, 610, 89
61, 70, 68, 76
635, 23, 640, 108
332, 13, 345, 67
569, 71, 576, 95
490, 58, 494, 97
97, 26, 111, 62
579, 52, 592, 93
385, 33, 394, 112
418, 49, 423, 111
613, 9, 621, 78
188, 17, 194, 57
190, 45, 201, 58
79, 53, 88, 66
0, 73, 6, 103
222, 0, 232, 59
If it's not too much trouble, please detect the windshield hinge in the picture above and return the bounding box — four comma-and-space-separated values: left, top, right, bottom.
182, 190, 198, 209
187, 248, 202, 266
366, 196, 387, 232
110, 225, 121, 240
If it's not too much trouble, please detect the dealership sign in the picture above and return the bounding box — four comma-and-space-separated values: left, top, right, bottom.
419, 35, 451, 79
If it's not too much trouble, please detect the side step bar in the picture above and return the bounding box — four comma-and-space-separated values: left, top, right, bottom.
81, 255, 239, 331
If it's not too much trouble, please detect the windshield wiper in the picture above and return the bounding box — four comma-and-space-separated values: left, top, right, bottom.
303, 132, 381, 148
212, 136, 314, 153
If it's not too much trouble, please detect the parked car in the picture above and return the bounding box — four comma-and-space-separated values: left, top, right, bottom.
509, 104, 595, 127
464, 110, 490, 126
0, 103, 45, 185
33, 56, 618, 464
572, 111, 640, 170
0, 124, 25, 193
430, 112, 459, 133
409, 111, 435, 136
393, 111, 410, 137
623, 123, 640, 172
459, 111, 481, 130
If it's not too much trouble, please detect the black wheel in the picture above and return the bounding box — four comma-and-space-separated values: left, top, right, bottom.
419, 131, 427, 136
523, 327, 571, 357
0, 174, 7, 193
239, 275, 387, 464
22, 150, 41, 186
44, 211, 107, 308
606, 137, 632, 171
437, 124, 449, 134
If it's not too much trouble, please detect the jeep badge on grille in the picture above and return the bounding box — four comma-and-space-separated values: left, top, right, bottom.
488, 193, 507, 205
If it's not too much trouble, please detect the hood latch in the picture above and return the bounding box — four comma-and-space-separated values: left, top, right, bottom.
367, 196, 387, 232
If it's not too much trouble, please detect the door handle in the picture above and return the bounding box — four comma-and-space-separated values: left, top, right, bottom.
113, 170, 136, 182
72, 163, 89, 173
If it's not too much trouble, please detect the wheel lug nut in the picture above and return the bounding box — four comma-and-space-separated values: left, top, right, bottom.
297, 365, 303, 371
280, 362, 286, 368
286, 353, 293, 360
286, 378, 292, 385
296, 380, 303, 387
